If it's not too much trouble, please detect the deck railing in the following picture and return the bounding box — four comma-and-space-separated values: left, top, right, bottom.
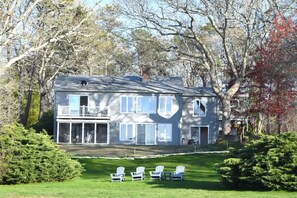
57, 105, 109, 117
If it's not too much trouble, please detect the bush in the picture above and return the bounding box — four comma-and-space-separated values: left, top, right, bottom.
218, 132, 297, 191
0, 124, 83, 184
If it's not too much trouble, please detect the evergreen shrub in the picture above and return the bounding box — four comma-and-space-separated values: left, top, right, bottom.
218, 132, 297, 191
0, 124, 83, 184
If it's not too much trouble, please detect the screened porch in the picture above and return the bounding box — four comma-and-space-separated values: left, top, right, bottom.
57, 122, 109, 144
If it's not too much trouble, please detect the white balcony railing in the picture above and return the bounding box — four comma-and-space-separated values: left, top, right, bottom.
57, 105, 109, 118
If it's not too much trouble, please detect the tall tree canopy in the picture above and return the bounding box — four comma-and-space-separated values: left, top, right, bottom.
248, 16, 297, 134
116, 0, 296, 134
0, 0, 126, 128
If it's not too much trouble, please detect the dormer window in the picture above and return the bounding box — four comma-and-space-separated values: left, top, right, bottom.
81, 80, 87, 86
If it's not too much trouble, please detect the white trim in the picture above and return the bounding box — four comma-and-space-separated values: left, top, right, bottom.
94, 123, 97, 144
57, 121, 60, 144
107, 122, 110, 144
69, 122, 72, 144
56, 119, 109, 123
82, 123, 85, 143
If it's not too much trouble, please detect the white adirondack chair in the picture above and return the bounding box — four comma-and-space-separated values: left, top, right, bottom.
131, 166, 145, 181
110, 167, 125, 182
171, 165, 185, 181
149, 165, 164, 181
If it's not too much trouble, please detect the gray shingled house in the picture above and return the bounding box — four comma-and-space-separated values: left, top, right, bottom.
53, 75, 219, 145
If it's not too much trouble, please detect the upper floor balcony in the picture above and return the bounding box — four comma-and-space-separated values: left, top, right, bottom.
57, 105, 110, 119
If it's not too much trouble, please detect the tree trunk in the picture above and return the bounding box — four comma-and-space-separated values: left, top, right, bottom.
266, 114, 271, 134
22, 89, 33, 126
21, 66, 35, 126
18, 70, 25, 124
39, 91, 44, 119
277, 123, 282, 134
39, 90, 49, 119
221, 96, 232, 135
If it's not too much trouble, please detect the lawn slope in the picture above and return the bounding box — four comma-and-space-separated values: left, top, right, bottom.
0, 154, 296, 198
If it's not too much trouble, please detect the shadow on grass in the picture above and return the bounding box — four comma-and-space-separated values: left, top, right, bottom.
150, 180, 225, 191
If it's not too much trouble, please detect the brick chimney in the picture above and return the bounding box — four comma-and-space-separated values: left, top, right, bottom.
142, 66, 151, 81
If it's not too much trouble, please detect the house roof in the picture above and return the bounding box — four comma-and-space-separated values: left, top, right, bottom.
183, 87, 217, 97
53, 75, 216, 96
53, 75, 184, 94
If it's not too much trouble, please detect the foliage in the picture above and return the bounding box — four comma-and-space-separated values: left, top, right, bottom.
129, 29, 170, 76
0, 124, 83, 185
25, 87, 40, 127
218, 132, 297, 191
32, 109, 54, 136
0, 72, 19, 128
248, 16, 297, 134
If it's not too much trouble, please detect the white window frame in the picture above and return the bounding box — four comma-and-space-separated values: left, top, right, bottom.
136, 95, 157, 114
119, 123, 134, 141
158, 96, 172, 114
193, 98, 207, 117
158, 123, 172, 142
120, 96, 134, 113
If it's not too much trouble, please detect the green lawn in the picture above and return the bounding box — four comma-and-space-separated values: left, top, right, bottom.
0, 153, 296, 198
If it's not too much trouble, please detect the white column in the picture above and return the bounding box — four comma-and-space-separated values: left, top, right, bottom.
57, 122, 60, 143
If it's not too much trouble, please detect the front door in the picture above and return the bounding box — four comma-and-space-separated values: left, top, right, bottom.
190, 126, 209, 145
200, 127, 208, 145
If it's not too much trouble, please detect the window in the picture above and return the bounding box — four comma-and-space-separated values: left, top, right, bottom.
158, 124, 172, 142
69, 95, 88, 115
137, 96, 157, 113
159, 96, 172, 114
120, 123, 134, 141
193, 98, 207, 116
69, 95, 80, 115
121, 96, 134, 113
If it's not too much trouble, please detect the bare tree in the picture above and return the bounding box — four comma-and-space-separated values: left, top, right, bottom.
116, 0, 295, 135
0, 0, 95, 70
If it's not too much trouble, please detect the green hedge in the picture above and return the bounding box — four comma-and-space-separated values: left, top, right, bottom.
218, 132, 297, 191
0, 124, 83, 184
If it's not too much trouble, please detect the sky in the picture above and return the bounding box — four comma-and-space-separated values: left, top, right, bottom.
83, 0, 113, 6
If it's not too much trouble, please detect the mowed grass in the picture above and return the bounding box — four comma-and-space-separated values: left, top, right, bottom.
0, 153, 296, 198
